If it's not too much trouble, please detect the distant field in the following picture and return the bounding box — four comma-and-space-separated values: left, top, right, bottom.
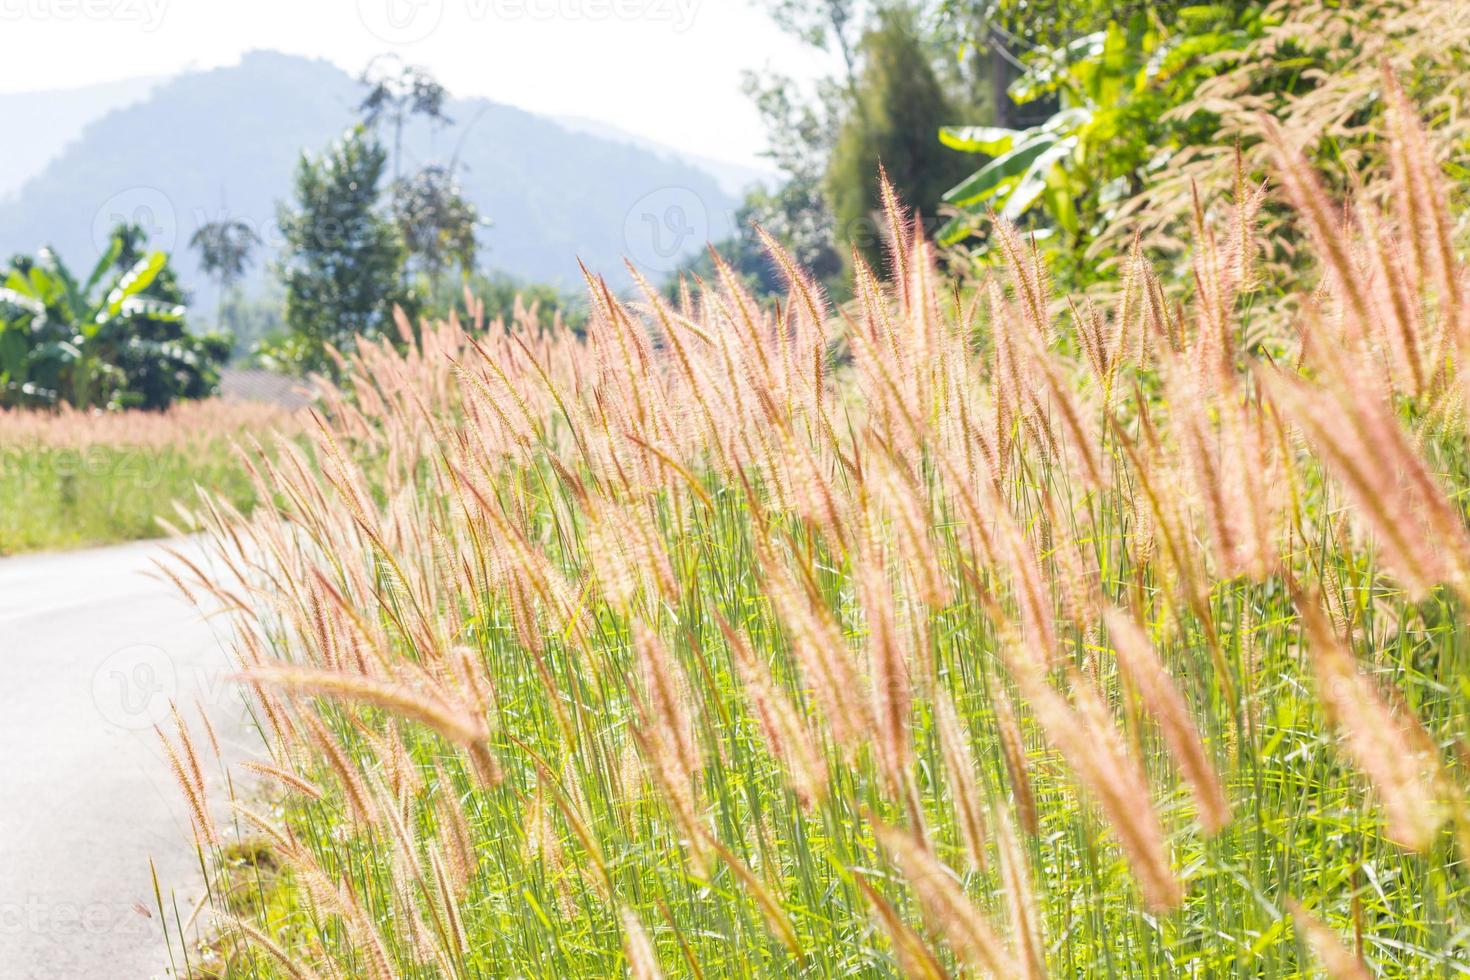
0, 401, 303, 555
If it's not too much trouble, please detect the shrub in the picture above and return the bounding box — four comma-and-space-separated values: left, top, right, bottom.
0, 224, 229, 409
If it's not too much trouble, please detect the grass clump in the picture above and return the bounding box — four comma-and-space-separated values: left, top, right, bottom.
161, 88, 1470, 978
0, 400, 302, 554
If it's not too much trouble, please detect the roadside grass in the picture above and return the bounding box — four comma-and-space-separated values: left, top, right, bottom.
0, 401, 303, 555
0, 443, 254, 554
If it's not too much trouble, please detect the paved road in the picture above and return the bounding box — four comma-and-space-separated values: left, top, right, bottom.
0, 538, 253, 978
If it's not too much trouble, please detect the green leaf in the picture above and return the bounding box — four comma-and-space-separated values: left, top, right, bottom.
37, 246, 84, 317
104, 252, 167, 318
938, 125, 1021, 155
1002, 137, 1078, 221
936, 213, 979, 247
0, 322, 29, 378
85, 235, 125, 296
0, 288, 45, 316
3, 270, 36, 298
28, 266, 62, 306
943, 132, 1060, 209
1010, 31, 1107, 103
1042, 165, 1080, 238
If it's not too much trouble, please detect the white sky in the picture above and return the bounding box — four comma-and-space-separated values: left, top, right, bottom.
0, 0, 836, 170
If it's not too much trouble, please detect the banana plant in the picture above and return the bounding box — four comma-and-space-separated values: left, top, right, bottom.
0, 287, 48, 406
0, 224, 228, 409
937, 108, 1089, 243
939, 7, 1255, 248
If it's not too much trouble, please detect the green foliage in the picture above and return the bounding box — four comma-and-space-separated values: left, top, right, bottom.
358, 57, 483, 297
190, 218, 262, 289
358, 54, 452, 181
737, 71, 847, 290
0, 223, 228, 409
391, 165, 483, 292
939, 6, 1256, 254
732, 1, 993, 293
826, 7, 974, 271
940, 0, 1253, 50
274, 126, 409, 374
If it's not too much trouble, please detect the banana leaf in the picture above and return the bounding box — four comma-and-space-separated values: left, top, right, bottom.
938, 125, 1022, 155
942, 132, 1061, 209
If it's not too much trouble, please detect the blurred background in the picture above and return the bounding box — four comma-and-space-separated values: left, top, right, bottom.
1, 0, 1463, 399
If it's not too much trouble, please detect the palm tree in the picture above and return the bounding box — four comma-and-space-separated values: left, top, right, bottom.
358, 55, 452, 183
190, 218, 262, 332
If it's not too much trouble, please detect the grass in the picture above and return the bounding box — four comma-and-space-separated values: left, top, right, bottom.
157, 90, 1470, 980
0, 400, 302, 555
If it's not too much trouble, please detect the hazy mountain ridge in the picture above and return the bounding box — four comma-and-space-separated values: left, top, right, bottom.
0, 75, 164, 203
551, 114, 776, 196
0, 52, 738, 298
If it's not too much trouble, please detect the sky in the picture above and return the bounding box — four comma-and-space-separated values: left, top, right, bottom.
0, 0, 836, 171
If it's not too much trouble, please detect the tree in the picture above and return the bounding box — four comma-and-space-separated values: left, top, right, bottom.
358, 58, 485, 295
390, 165, 482, 294
763, 0, 866, 108
190, 218, 262, 333
274, 127, 407, 374
740, 71, 848, 287
0, 223, 228, 409
730, 0, 977, 293
358, 55, 451, 182
699, 0, 881, 296
826, 7, 974, 270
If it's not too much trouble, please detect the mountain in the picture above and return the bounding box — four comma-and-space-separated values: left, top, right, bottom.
0, 52, 738, 299
0, 76, 164, 202
552, 114, 776, 197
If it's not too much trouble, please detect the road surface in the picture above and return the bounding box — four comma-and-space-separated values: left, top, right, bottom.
0, 538, 253, 978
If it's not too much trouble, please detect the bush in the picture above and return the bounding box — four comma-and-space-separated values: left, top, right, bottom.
0, 224, 229, 410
